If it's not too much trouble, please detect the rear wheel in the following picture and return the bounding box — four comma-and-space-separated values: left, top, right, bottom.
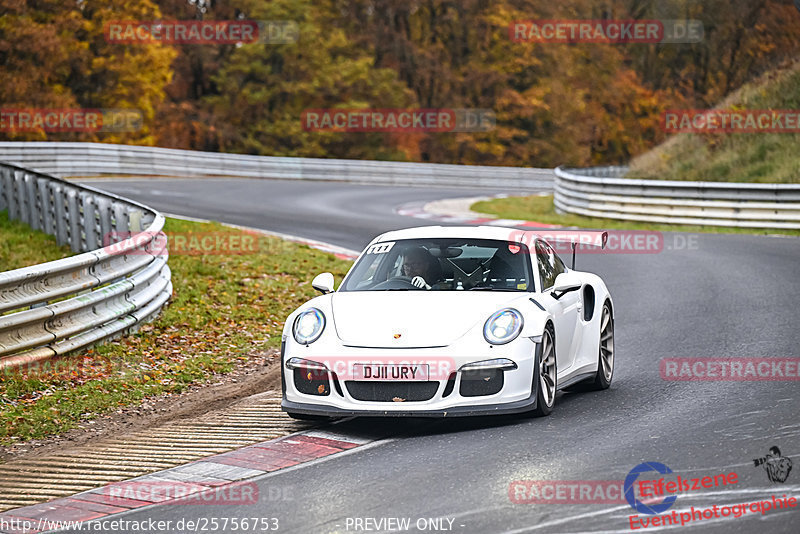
589, 303, 614, 390
528, 326, 557, 417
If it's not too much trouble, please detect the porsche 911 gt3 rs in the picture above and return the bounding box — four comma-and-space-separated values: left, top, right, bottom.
280, 225, 614, 418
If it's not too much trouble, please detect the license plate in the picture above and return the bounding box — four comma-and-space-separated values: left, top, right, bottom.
351, 364, 429, 381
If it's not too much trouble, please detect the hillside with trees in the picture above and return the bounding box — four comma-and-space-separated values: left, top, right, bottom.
2, 0, 799, 167
628, 60, 800, 182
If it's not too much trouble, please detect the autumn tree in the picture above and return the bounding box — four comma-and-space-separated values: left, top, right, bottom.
4, 0, 798, 164
202, 0, 415, 159
0, 0, 175, 144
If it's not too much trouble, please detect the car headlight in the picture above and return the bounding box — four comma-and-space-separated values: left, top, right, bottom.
483, 308, 523, 345
293, 308, 325, 345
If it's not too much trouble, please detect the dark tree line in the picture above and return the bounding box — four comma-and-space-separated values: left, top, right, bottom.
2, 0, 798, 166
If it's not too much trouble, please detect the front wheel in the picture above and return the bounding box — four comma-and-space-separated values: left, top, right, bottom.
528, 326, 557, 417
589, 303, 614, 390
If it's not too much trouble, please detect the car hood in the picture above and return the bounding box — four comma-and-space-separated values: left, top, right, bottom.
331, 291, 522, 348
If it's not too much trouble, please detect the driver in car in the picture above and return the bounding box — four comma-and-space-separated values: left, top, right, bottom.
401, 247, 443, 290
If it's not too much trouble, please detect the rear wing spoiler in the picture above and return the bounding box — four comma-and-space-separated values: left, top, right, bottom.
545, 231, 608, 269
538, 230, 608, 249
511, 230, 609, 269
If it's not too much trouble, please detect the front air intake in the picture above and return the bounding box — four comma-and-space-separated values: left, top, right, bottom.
345, 381, 439, 402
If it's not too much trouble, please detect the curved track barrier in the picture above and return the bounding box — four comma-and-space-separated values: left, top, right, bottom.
0, 142, 553, 190
0, 162, 172, 371
555, 166, 800, 230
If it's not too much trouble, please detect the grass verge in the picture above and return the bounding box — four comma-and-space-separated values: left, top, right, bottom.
627, 61, 800, 183
471, 194, 800, 236
0, 217, 352, 446
0, 211, 73, 271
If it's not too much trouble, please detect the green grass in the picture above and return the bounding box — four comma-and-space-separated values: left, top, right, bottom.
627, 61, 800, 183
0, 211, 73, 271
0, 217, 352, 445
472, 194, 800, 236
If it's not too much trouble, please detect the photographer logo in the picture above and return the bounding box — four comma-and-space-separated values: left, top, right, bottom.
624, 462, 677, 515
753, 446, 793, 483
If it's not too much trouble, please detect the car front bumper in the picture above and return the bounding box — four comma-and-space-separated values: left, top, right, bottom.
281, 394, 538, 417
281, 336, 540, 417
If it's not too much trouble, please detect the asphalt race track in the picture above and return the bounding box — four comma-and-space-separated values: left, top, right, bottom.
83, 178, 532, 251
75, 178, 800, 534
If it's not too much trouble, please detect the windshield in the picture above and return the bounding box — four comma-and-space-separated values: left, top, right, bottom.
340, 238, 533, 292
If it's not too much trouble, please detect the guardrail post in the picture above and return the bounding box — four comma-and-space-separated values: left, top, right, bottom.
39, 179, 55, 235
96, 197, 113, 250
128, 209, 144, 232
80, 191, 99, 252
112, 201, 129, 233
23, 172, 37, 228
32, 175, 48, 231
66, 188, 82, 253
140, 211, 155, 232
0, 167, 7, 212
8, 170, 23, 221
52, 183, 68, 246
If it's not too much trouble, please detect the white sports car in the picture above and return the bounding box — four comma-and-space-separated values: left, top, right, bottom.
280, 225, 614, 418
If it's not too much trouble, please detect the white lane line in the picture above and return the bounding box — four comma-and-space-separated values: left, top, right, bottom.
303, 429, 374, 445
317, 483, 800, 534
494, 486, 800, 534
498, 504, 633, 533
579, 505, 799, 534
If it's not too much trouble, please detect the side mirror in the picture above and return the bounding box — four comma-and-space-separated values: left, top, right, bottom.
311, 272, 335, 294
551, 272, 582, 300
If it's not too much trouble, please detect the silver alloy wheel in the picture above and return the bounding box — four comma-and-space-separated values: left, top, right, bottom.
599, 305, 614, 382
540, 330, 557, 406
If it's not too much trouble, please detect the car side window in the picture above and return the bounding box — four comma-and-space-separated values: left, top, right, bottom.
552, 246, 566, 278
536, 240, 564, 290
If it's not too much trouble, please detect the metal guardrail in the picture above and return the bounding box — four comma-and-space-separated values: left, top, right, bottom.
0, 142, 554, 190
554, 166, 800, 230
0, 162, 172, 371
